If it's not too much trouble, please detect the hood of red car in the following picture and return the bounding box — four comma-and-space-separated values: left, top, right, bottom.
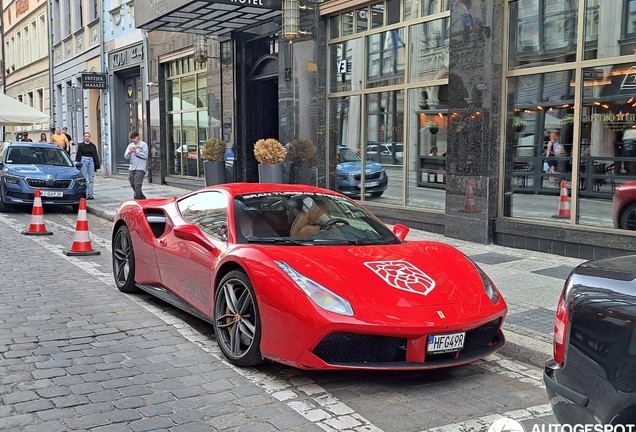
263, 241, 489, 312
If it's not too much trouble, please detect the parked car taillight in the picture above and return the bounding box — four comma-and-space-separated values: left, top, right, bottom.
553, 291, 569, 366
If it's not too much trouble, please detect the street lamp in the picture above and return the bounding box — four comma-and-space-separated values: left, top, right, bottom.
194, 34, 209, 64
281, 0, 312, 43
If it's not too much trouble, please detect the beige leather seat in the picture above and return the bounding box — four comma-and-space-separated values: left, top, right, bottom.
290, 203, 329, 237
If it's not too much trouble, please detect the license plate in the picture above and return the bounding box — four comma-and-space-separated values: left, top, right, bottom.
41, 191, 63, 198
364, 181, 379, 187
427, 332, 465, 354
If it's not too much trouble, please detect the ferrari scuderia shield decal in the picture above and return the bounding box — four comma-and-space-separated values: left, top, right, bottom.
364, 260, 436, 296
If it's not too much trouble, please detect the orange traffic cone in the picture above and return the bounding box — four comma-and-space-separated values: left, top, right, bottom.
463, 179, 478, 212
22, 188, 53, 236
63, 198, 100, 256
553, 180, 571, 219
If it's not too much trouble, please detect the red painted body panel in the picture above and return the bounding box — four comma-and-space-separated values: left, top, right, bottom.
613, 180, 636, 228
113, 183, 507, 370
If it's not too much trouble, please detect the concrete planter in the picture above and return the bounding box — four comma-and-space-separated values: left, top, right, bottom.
204, 160, 226, 186
258, 163, 284, 183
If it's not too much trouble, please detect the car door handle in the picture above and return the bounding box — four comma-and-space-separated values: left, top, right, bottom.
158, 239, 167, 246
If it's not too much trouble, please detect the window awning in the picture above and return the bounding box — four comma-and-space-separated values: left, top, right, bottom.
135, 0, 281, 34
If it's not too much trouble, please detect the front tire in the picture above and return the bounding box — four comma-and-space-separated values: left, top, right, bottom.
620, 203, 636, 230
213, 270, 263, 367
112, 225, 138, 293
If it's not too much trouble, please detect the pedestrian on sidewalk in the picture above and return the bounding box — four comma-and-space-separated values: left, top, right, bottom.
51, 127, 70, 154
63, 127, 74, 155
76, 132, 100, 200
124, 131, 148, 200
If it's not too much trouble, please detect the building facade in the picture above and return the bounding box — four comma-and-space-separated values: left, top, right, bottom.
2, 0, 51, 141
123, 0, 636, 259
102, 0, 146, 175
48, 0, 102, 154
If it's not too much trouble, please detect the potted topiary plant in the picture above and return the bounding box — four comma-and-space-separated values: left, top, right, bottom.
288, 139, 316, 185
202, 138, 228, 186
427, 121, 439, 135
254, 138, 287, 183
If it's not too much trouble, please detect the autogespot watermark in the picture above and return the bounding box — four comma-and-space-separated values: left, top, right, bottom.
488, 418, 636, 432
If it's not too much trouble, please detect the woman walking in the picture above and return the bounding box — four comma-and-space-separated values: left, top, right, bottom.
75, 132, 100, 199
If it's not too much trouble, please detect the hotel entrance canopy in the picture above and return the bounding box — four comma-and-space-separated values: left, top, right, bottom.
135, 0, 281, 34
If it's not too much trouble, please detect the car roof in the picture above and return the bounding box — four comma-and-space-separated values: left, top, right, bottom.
6, 141, 62, 149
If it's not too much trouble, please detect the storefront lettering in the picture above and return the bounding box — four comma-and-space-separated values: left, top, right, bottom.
112, 52, 127, 68
110, 45, 144, 69
367, 125, 403, 132
231, 0, 264, 4
582, 111, 636, 131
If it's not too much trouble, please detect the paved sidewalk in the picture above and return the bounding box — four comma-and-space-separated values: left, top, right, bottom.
87, 175, 587, 367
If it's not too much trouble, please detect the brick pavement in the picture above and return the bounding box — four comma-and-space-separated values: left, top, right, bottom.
0, 221, 324, 432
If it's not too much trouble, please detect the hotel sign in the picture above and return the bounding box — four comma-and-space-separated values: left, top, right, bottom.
81, 73, 108, 90
136, 0, 280, 32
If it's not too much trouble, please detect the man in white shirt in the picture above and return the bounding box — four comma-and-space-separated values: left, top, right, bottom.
124, 131, 148, 199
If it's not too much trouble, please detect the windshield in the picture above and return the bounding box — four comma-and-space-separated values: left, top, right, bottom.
5, 146, 73, 167
234, 192, 399, 245
337, 147, 361, 163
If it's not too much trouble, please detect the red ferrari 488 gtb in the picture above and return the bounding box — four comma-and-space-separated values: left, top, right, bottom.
112, 183, 507, 370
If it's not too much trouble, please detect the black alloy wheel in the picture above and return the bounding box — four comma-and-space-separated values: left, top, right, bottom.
620, 203, 636, 230
112, 225, 138, 293
213, 270, 263, 367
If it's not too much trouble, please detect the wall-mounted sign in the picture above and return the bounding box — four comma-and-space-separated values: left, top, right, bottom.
109, 44, 144, 71
81, 73, 108, 90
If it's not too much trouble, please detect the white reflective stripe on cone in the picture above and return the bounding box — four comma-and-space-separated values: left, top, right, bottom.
72, 231, 91, 242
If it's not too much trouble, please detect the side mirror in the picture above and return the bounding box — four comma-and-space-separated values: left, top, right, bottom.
392, 223, 409, 242
75, 161, 83, 169
174, 224, 218, 252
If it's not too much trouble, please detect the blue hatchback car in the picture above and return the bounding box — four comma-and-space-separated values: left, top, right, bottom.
336, 146, 388, 198
0, 142, 87, 212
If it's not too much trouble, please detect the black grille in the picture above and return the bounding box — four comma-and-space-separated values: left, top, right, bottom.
312, 333, 407, 363
350, 171, 382, 181
26, 179, 72, 189
311, 318, 503, 366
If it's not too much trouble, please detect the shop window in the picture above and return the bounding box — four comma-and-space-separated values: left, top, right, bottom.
371, 3, 384, 29
407, 86, 448, 210
508, 0, 578, 70
356, 8, 368, 33
403, 0, 419, 21
503, 71, 577, 223
366, 28, 405, 88
408, 19, 449, 84
342, 11, 354, 36
579, 62, 636, 231
364, 90, 404, 205
386, 0, 400, 25
329, 15, 340, 39
329, 39, 363, 93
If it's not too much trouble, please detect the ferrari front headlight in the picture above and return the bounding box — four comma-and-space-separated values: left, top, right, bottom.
476, 264, 499, 304
275, 261, 354, 316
